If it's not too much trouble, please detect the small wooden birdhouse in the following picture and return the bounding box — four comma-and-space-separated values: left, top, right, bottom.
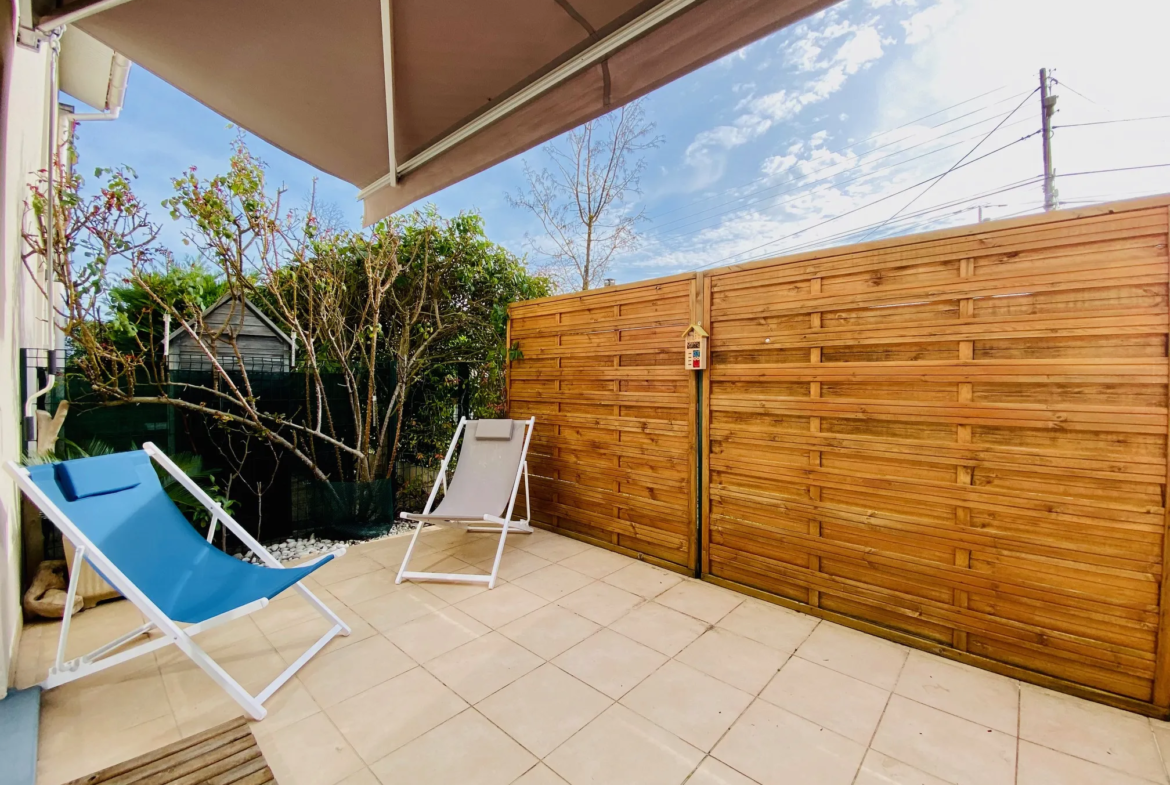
682, 323, 708, 370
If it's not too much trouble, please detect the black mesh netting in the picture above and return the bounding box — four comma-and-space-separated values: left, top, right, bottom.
302, 479, 397, 539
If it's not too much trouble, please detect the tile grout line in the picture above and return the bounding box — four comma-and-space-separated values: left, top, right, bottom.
848, 645, 909, 785
1015, 682, 1022, 785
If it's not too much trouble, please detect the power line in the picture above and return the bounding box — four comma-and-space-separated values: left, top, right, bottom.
648, 94, 1032, 231
688, 138, 1041, 273
727, 179, 1045, 266
644, 85, 1025, 223
1054, 115, 1170, 129
859, 88, 1041, 241
1050, 77, 1096, 106
1061, 163, 1170, 177
649, 113, 1039, 240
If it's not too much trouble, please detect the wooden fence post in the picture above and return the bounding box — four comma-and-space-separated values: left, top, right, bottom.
953, 257, 975, 651
808, 277, 823, 609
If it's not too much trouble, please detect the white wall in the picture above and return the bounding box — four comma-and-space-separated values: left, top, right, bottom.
0, 13, 54, 695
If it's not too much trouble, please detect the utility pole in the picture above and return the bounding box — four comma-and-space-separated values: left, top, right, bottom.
1040, 68, 1059, 211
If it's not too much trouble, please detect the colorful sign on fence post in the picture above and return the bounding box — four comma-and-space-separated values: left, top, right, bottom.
682, 324, 708, 370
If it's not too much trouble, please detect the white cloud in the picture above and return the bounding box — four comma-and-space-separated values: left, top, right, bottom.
632, 0, 1170, 279
837, 26, 885, 72
901, 0, 959, 44
682, 17, 887, 189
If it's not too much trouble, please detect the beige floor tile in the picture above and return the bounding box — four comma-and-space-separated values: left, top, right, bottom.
310, 555, 384, 587
795, 622, 907, 690
513, 564, 594, 601
326, 667, 467, 763
257, 712, 365, 785
656, 580, 743, 624
521, 535, 593, 563
156, 616, 269, 670
370, 709, 536, 785
498, 605, 601, 660
558, 548, 634, 579
1018, 740, 1160, 785
553, 628, 668, 699
327, 569, 403, 607
457, 584, 549, 629
162, 646, 291, 735
555, 581, 642, 626
602, 562, 684, 599
399, 549, 471, 573
716, 599, 818, 654
473, 549, 554, 581
14, 624, 44, 688
334, 767, 382, 785
386, 606, 491, 662
248, 676, 322, 739
895, 650, 1019, 735
67, 659, 173, 731
352, 534, 411, 560
416, 564, 500, 604
415, 527, 470, 551
609, 602, 708, 657
347, 583, 448, 633
477, 663, 612, 757
759, 656, 889, 745
38, 713, 181, 785
1019, 684, 1165, 782
446, 536, 513, 564
1153, 720, 1170, 781
545, 704, 704, 785
712, 700, 865, 785
872, 695, 1016, 785
253, 588, 339, 636
263, 604, 377, 666
676, 628, 787, 695
853, 750, 951, 785
686, 757, 761, 785
620, 660, 753, 752
424, 631, 543, 703
512, 763, 571, 785
297, 634, 416, 708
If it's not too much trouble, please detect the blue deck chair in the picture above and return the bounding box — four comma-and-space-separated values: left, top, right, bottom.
4, 443, 350, 720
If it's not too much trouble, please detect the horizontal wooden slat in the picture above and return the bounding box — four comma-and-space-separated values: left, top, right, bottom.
511, 196, 1170, 716
702, 198, 1170, 713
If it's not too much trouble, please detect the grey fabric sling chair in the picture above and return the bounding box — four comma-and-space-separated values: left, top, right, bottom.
396, 417, 535, 589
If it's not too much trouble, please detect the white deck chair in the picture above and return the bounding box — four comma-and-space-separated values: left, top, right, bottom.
4, 443, 350, 720
396, 417, 535, 589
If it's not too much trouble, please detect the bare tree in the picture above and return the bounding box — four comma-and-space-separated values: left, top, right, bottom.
508, 100, 660, 292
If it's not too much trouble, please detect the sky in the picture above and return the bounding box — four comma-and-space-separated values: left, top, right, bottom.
66, 0, 1170, 285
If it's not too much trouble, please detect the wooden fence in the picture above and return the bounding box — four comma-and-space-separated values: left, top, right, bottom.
507, 196, 1170, 717
508, 274, 700, 570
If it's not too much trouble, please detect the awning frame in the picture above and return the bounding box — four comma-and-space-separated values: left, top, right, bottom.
356, 0, 703, 200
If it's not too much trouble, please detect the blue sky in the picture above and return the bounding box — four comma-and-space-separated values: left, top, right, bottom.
67, 0, 1170, 284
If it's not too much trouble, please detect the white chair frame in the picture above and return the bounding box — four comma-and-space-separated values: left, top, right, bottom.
4, 442, 350, 720
396, 417, 535, 589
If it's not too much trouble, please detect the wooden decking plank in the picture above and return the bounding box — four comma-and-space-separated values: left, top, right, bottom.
66, 718, 274, 785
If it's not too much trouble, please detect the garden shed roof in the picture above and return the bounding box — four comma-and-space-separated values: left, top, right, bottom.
167, 294, 293, 348
39, 0, 832, 225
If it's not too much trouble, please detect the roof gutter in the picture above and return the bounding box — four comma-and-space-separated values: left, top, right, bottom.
357, 0, 704, 200
71, 53, 131, 121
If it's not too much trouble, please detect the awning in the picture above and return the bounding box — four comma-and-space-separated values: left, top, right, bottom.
39, 0, 833, 225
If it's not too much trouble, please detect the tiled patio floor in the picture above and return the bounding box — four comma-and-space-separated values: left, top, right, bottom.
16, 526, 1170, 785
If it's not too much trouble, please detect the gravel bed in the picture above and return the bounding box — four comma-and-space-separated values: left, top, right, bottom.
235, 520, 415, 564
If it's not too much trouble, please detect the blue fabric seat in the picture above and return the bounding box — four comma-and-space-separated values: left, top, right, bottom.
27, 450, 332, 624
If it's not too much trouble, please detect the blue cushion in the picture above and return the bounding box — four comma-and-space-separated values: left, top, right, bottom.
55, 454, 141, 500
